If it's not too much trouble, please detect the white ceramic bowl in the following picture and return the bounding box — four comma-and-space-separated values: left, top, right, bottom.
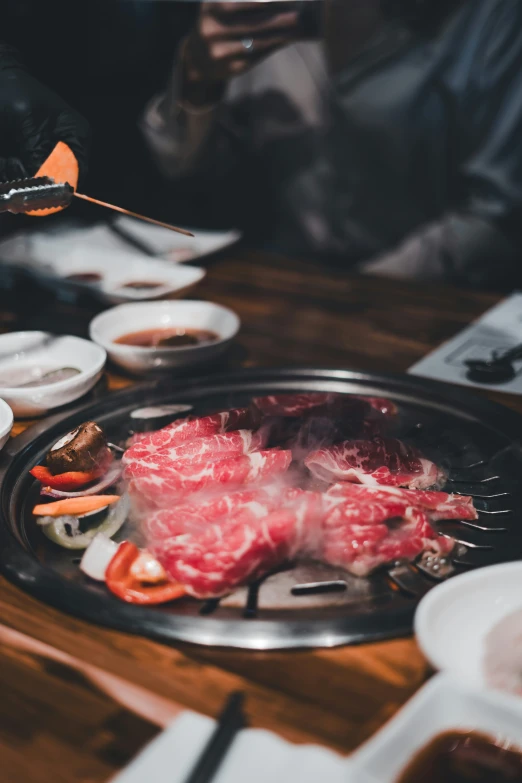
0, 398, 13, 451
350, 673, 522, 783
89, 300, 240, 375
0, 332, 106, 417
415, 561, 522, 689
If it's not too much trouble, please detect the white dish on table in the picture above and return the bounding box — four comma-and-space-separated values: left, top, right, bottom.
89, 300, 240, 375
414, 561, 522, 690
112, 216, 241, 262
0, 332, 106, 417
0, 398, 13, 451
349, 673, 522, 782
0, 228, 206, 304
110, 711, 351, 783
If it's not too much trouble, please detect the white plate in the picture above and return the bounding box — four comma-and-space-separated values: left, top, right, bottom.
113, 217, 241, 262
415, 561, 522, 689
0, 332, 106, 417
0, 398, 13, 451
89, 300, 240, 375
110, 711, 350, 783
47, 248, 206, 304
350, 673, 522, 782
0, 226, 206, 305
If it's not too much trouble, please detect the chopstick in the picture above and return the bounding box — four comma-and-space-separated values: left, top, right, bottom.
182, 692, 247, 783
108, 219, 158, 257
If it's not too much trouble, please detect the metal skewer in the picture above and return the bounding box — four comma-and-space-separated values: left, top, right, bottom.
74, 192, 194, 237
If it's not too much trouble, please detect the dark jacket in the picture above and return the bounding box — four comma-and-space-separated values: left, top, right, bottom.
329, 0, 522, 287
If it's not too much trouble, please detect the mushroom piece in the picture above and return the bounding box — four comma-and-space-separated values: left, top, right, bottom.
46, 421, 109, 475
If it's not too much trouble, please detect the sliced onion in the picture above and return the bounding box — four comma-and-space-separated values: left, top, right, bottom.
80, 533, 120, 581
37, 494, 130, 550
40, 462, 123, 499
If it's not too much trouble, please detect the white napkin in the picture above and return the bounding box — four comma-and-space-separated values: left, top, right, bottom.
110, 711, 365, 783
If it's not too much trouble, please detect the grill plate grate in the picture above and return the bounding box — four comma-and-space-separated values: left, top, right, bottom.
0, 367, 521, 650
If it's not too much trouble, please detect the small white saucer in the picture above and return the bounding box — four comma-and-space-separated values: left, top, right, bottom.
0, 332, 106, 417
414, 561, 522, 689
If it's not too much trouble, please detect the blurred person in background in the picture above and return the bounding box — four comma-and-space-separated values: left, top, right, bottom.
141, 0, 522, 290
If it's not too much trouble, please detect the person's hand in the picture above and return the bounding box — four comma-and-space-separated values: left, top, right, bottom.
0, 47, 90, 182
180, 2, 301, 106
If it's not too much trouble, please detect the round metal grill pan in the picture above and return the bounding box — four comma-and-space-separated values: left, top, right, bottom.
0, 367, 521, 650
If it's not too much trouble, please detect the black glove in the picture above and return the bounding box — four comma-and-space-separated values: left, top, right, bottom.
0, 44, 90, 182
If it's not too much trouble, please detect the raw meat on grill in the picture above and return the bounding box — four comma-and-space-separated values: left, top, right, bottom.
321, 505, 454, 577
251, 392, 397, 420
251, 393, 368, 426
123, 430, 266, 478
145, 488, 280, 545
120, 392, 461, 597
305, 437, 443, 489
326, 484, 477, 521
146, 487, 328, 597
252, 393, 335, 418
151, 506, 299, 598
253, 393, 390, 453
145, 487, 455, 595
129, 449, 293, 507
279, 487, 326, 552
123, 407, 254, 463
323, 499, 413, 528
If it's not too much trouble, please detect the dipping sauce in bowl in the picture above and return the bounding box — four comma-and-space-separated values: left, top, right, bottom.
64, 273, 103, 284
120, 281, 165, 291
114, 327, 219, 349
396, 730, 522, 783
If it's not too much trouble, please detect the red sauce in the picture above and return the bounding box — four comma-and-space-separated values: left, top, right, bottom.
114, 327, 219, 348
65, 272, 102, 283
396, 731, 522, 783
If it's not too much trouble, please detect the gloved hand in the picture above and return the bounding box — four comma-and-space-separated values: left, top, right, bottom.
0, 44, 90, 182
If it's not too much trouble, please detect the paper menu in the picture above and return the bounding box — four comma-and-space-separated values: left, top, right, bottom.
409, 292, 522, 394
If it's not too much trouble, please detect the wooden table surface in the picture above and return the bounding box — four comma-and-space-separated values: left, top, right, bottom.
0, 250, 516, 783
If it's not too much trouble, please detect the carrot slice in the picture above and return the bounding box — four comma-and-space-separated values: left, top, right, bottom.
27, 141, 79, 217
33, 495, 120, 518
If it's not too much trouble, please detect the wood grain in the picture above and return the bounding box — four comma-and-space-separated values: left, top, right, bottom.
0, 249, 514, 781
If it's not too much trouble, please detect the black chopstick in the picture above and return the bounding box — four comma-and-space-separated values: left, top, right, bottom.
182, 692, 247, 783
108, 218, 158, 257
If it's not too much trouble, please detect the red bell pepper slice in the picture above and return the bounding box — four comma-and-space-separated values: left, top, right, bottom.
105, 541, 186, 605
30, 465, 101, 491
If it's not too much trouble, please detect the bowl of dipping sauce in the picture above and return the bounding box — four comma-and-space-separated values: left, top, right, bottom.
0, 332, 106, 417
89, 301, 240, 374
